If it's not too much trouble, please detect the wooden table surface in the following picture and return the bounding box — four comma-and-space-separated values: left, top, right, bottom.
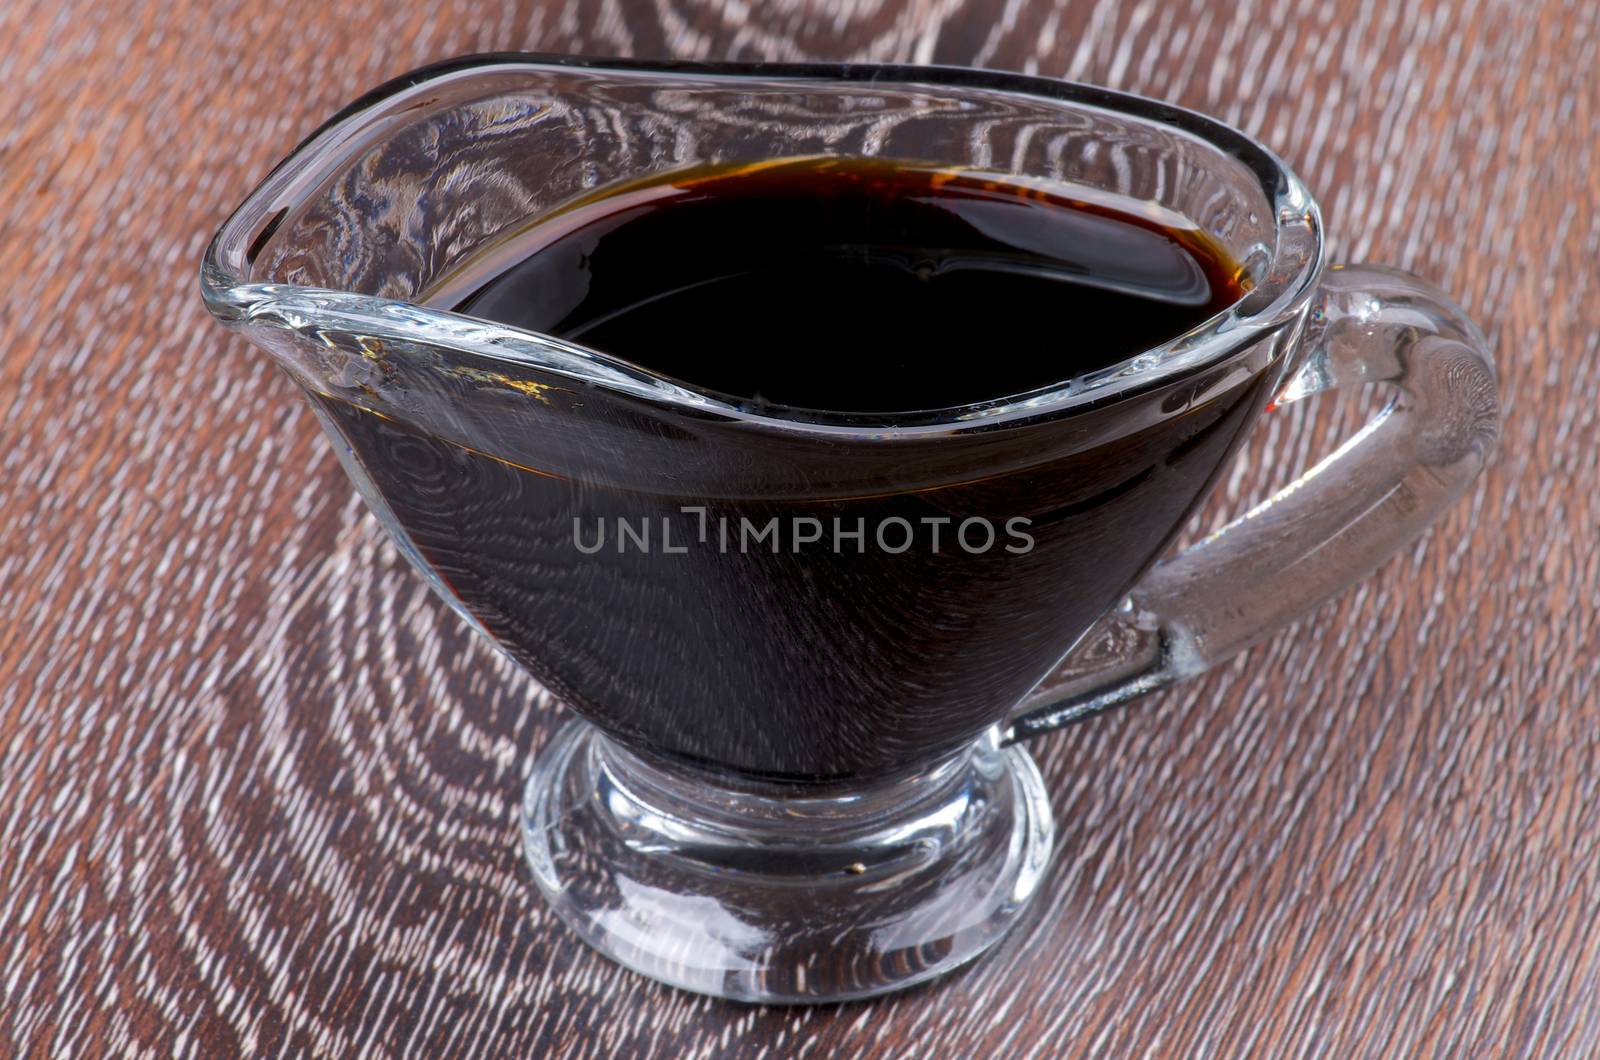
4, 0, 1597, 1055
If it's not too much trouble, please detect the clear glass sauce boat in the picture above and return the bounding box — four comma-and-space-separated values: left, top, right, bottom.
202, 55, 1498, 1003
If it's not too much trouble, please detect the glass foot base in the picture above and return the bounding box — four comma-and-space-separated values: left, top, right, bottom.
521, 720, 1055, 1003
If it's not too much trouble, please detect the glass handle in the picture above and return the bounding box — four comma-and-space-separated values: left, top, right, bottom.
1004, 264, 1500, 743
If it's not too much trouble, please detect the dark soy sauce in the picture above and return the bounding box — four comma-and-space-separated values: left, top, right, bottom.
433, 157, 1248, 411
313, 158, 1267, 781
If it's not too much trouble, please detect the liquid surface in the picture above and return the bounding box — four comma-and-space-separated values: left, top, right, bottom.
319, 160, 1272, 781
431, 157, 1248, 411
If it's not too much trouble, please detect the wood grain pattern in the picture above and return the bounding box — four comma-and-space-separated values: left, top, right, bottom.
2, 0, 1596, 1055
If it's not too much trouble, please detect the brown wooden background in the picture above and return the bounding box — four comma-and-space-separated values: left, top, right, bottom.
4, 0, 1597, 1055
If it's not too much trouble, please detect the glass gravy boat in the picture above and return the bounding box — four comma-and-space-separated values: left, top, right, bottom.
202, 56, 1498, 1003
